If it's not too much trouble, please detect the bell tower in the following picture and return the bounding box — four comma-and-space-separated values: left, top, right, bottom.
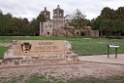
41, 7, 50, 20
53, 5, 64, 18
52, 5, 65, 29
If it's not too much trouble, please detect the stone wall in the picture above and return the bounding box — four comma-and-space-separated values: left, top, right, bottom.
83, 29, 99, 37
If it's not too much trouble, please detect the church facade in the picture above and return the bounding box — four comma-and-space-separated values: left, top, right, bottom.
39, 5, 99, 37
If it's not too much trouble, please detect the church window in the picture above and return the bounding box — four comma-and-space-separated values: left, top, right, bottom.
47, 32, 50, 35
77, 32, 79, 35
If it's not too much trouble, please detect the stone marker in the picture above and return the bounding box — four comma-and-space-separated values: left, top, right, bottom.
2, 40, 79, 66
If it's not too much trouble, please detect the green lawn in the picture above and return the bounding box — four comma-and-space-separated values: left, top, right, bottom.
0, 36, 124, 59
0, 46, 8, 59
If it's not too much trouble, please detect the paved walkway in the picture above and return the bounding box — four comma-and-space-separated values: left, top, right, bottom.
79, 54, 124, 65
0, 54, 124, 65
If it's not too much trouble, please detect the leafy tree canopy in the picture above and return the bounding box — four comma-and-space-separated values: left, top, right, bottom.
92, 6, 124, 37
68, 9, 88, 29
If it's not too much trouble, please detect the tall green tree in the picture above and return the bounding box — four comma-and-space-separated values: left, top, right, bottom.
0, 13, 14, 35
92, 6, 124, 37
115, 7, 124, 36
69, 9, 87, 29
0, 11, 30, 36
30, 13, 46, 36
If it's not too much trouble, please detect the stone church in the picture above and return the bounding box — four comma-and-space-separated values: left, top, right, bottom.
39, 5, 99, 37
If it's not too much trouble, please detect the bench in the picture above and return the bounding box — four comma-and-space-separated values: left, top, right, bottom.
107, 44, 120, 58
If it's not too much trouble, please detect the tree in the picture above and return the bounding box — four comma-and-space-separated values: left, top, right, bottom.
116, 7, 124, 21
92, 16, 103, 36
0, 13, 14, 35
101, 7, 115, 20
37, 13, 46, 22
92, 6, 124, 37
69, 9, 87, 29
0, 12, 30, 36
30, 19, 39, 35
30, 12, 46, 36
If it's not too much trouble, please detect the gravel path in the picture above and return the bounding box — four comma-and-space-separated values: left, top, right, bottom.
80, 54, 124, 65
0, 43, 11, 47
0, 61, 124, 82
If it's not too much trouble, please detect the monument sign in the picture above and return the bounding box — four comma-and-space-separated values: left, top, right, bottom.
20, 41, 65, 56
2, 40, 79, 66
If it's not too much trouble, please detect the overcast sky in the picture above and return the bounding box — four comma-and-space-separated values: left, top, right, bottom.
0, 0, 124, 21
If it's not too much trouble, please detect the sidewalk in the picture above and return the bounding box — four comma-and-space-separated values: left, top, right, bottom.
79, 54, 124, 65
0, 55, 124, 65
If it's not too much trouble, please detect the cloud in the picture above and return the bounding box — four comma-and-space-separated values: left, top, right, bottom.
0, 0, 124, 21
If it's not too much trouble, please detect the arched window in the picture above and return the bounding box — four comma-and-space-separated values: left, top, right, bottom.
77, 32, 79, 35
47, 32, 50, 35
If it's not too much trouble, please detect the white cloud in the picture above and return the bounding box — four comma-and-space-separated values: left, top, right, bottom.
0, 0, 124, 21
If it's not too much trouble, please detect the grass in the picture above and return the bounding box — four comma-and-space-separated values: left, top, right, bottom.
0, 46, 8, 59
26, 74, 124, 83
72, 38, 124, 56
26, 74, 64, 83
0, 75, 24, 83
67, 75, 124, 83
1, 74, 124, 83
0, 36, 124, 59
